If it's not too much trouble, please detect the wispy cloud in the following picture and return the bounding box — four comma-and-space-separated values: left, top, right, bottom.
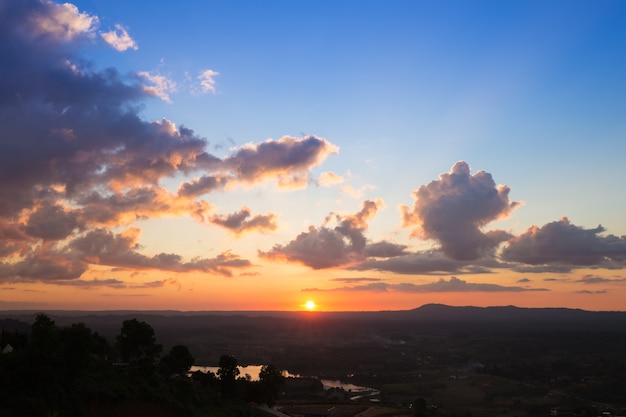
197, 69, 219, 93
303, 276, 548, 293
101, 24, 138, 51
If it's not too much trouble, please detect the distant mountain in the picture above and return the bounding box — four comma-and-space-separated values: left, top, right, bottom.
2, 304, 626, 335
373, 303, 626, 332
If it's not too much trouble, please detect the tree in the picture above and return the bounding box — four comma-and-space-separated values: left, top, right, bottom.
160, 344, 195, 376
259, 364, 285, 406
413, 397, 427, 417
217, 354, 239, 398
116, 319, 162, 368
30, 313, 60, 356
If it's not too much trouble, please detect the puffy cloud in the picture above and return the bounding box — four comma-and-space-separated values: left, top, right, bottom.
0, 242, 87, 282
21, 202, 81, 240
400, 161, 518, 261
177, 176, 226, 198
260, 199, 383, 269
209, 207, 278, 235
303, 276, 548, 293
501, 217, 626, 266
101, 24, 138, 51
222, 135, 339, 189
77, 187, 213, 225
0, 1, 337, 283
28, 0, 98, 41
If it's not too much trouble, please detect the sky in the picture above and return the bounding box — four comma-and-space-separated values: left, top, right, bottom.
1, 0, 626, 312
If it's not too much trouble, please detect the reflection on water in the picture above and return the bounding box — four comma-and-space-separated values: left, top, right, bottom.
190, 365, 300, 381
191, 365, 378, 400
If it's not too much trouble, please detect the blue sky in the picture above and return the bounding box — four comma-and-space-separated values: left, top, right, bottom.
1, 0, 626, 310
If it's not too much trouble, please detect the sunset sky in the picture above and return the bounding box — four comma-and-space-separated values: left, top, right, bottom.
1, 0, 626, 311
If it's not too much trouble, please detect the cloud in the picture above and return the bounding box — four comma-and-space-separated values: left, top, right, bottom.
501, 217, 626, 266
27, 0, 98, 41
340, 184, 377, 199
197, 69, 219, 93
260, 199, 383, 269
399, 161, 518, 261
576, 275, 626, 284
21, 202, 81, 240
0, 1, 338, 283
303, 276, 548, 293
362, 241, 409, 258
331, 277, 384, 283
0, 241, 87, 282
352, 250, 488, 275
209, 207, 279, 235
516, 278, 531, 283
316, 171, 344, 187
101, 24, 138, 51
221, 135, 339, 189
138, 71, 177, 102
69, 228, 252, 276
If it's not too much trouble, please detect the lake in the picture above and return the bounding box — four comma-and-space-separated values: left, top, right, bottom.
189, 365, 378, 398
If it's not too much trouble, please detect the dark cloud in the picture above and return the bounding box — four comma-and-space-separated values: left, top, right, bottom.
303, 276, 548, 293
221, 136, 339, 189
352, 250, 490, 275
362, 241, 409, 258
576, 275, 626, 284
0, 242, 87, 282
177, 176, 225, 198
516, 278, 531, 283
400, 161, 518, 261
69, 228, 251, 276
0, 1, 338, 283
21, 203, 81, 239
331, 277, 384, 283
209, 207, 278, 235
501, 217, 626, 266
259, 199, 383, 269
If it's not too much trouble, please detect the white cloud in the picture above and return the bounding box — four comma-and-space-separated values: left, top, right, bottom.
101, 24, 138, 51
30, 1, 97, 41
317, 171, 344, 187
198, 69, 219, 93
138, 71, 177, 102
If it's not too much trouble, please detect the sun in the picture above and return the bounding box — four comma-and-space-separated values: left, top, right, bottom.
305, 300, 316, 311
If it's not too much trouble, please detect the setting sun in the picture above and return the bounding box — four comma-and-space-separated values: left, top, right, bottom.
305, 300, 316, 310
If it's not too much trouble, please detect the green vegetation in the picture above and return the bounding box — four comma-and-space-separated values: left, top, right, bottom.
0, 314, 282, 417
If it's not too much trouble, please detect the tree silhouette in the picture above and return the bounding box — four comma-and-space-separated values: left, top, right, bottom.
218, 354, 239, 398
259, 364, 285, 406
116, 319, 162, 371
160, 344, 195, 376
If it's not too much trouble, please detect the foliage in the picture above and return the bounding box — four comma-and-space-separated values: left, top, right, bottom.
0, 314, 284, 417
